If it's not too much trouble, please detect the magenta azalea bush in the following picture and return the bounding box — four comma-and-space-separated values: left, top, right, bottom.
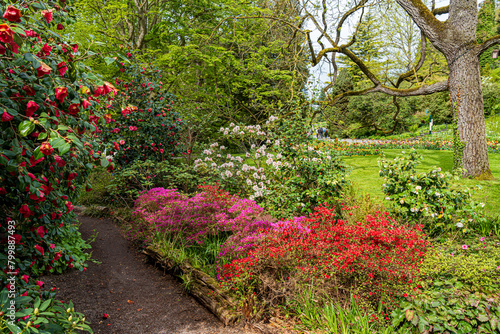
131, 185, 311, 265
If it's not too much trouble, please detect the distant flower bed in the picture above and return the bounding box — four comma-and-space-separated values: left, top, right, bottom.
314, 140, 382, 156
326, 138, 500, 153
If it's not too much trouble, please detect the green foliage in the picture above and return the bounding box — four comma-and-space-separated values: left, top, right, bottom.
106, 159, 223, 206
77, 167, 113, 206
379, 149, 483, 235
392, 238, 500, 333
478, 0, 500, 73
71, 0, 308, 127
0, 287, 91, 333
290, 291, 399, 334
423, 238, 500, 293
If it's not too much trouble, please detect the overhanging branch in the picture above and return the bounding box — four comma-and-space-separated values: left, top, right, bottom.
328, 80, 448, 105
476, 35, 500, 56
432, 5, 449, 16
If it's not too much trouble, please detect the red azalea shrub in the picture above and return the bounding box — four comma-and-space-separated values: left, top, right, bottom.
219, 205, 429, 308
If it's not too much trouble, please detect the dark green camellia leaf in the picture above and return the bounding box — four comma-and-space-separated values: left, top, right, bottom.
19, 120, 35, 137
59, 141, 71, 155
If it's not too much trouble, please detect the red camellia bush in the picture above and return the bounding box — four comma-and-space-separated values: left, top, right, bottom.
100, 52, 183, 165
219, 205, 429, 308
0, 0, 112, 331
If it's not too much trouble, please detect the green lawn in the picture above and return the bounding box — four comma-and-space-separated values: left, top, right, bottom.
342, 149, 500, 216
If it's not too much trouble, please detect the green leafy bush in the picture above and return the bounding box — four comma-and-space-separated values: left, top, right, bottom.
0, 289, 91, 333
379, 149, 483, 234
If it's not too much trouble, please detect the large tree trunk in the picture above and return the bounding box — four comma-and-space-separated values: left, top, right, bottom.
447, 51, 492, 179
393, 0, 494, 179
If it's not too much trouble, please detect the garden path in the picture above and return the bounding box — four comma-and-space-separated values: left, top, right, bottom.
41, 213, 255, 334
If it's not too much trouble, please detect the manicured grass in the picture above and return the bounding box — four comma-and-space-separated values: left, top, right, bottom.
343, 149, 500, 216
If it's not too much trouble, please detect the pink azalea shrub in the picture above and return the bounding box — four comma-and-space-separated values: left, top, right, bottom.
131, 185, 310, 262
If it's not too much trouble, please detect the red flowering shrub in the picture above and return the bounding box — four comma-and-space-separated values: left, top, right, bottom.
219, 205, 429, 309
0, 0, 110, 331
100, 52, 182, 165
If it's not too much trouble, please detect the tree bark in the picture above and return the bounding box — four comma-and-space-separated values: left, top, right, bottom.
447, 50, 492, 178
395, 0, 494, 179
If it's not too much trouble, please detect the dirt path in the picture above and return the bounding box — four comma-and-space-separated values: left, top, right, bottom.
42, 214, 254, 334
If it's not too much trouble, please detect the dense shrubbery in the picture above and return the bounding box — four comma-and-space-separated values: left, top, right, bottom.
0, 0, 109, 331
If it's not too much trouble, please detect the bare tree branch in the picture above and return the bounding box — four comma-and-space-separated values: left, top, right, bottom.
432, 5, 449, 16
395, 0, 447, 50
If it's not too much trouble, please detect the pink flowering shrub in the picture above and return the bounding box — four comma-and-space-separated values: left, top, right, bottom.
131, 185, 240, 243
131, 185, 309, 262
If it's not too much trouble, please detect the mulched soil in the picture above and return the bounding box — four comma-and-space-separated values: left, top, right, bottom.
41, 214, 255, 334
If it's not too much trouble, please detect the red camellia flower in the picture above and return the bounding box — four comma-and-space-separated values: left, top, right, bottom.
71, 43, 78, 53
81, 99, 91, 109
34, 244, 44, 256
40, 142, 54, 156
26, 101, 39, 117
41, 9, 53, 23
0, 187, 6, 195
65, 201, 73, 212
103, 313, 109, 319
35, 280, 44, 288
19, 204, 33, 218
42, 43, 52, 55
68, 103, 80, 116
21, 275, 29, 283
0, 24, 14, 43
53, 252, 62, 261
23, 85, 35, 96
57, 62, 67, 76
56, 23, 64, 30
37, 62, 52, 77
54, 155, 66, 167
36, 226, 46, 239
2, 6, 22, 23
1, 111, 13, 122
55, 87, 68, 104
